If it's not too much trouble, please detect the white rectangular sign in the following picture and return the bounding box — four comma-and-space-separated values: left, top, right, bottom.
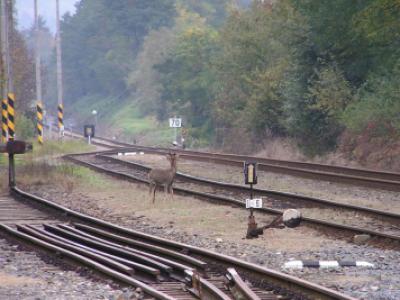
169, 118, 182, 128
246, 198, 263, 209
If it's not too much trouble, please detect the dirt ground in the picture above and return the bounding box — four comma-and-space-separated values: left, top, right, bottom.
0, 273, 41, 287
54, 177, 333, 253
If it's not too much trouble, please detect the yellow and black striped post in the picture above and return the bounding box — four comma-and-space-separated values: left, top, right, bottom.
1, 98, 8, 143
7, 93, 15, 141
58, 103, 64, 132
36, 102, 44, 144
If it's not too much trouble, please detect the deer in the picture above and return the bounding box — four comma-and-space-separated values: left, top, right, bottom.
148, 152, 178, 203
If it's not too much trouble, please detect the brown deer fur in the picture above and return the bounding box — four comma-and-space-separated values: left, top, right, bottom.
148, 153, 178, 203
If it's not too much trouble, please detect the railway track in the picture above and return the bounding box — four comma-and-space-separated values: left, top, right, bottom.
0, 189, 354, 299
89, 135, 400, 192
64, 151, 400, 249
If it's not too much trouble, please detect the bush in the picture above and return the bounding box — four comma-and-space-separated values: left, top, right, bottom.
16, 114, 36, 140
342, 60, 400, 135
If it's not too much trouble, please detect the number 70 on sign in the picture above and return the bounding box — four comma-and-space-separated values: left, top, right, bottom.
169, 118, 182, 128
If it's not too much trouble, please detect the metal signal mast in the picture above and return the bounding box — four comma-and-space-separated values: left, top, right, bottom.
56, 0, 64, 136
0, 0, 8, 142
1, 0, 14, 141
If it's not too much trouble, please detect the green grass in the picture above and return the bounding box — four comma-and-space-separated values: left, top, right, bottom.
111, 104, 155, 135
62, 164, 114, 188
2, 140, 95, 168
68, 94, 179, 146
109, 103, 174, 145
30, 139, 94, 157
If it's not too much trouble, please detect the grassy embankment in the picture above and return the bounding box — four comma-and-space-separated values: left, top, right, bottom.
69, 95, 173, 146
0, 140, 112, 192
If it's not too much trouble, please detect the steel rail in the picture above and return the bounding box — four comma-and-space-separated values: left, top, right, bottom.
9, 187, 354, 300
129, 146, 400, 191
185, 270, 232, 300
100, 154, 400, 221
0, 223, 175, 300
24, 224, 162, 280
94, 136, 400, 183
43, 224, 177, 275
73, 223, 208, 270
55, 224, 198, 274
63, 129, 400, 189
225, 268, 261, 300
17, 224, 134, 275
89, 138, 400, 191
65, 154, 400, 246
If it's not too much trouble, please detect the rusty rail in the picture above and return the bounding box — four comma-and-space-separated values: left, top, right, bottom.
89, 136, 400, 191
225, 268, 261, 300
64, 154, 400, 247
100, 154, 400, 220
0, 223, 175, 300
185, 270, 232, 300
63, 129, 400, 189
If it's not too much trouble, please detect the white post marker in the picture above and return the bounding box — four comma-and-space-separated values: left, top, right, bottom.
283, 260, 374, 269
60, 125, 65, 137
246, 198, 263, 209
169, 117, 182, 144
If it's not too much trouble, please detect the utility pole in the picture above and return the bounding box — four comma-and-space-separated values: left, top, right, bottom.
3, 0, 16, 186
5, 0, 14, 141
1, 0, 7, 96
4, 0, 12, 93
1, 0, 9, 142
35, 0, 44, 144
56, 0, 64, 137
34, 0, 42, 105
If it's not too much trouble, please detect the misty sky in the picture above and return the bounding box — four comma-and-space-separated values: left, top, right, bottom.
16, 0, 80, 32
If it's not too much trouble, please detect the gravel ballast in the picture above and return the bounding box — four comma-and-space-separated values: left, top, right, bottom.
24, 180, 400, 300
0, 235, 134, 300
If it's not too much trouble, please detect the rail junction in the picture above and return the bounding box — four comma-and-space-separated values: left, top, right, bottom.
0, 138, 357, 299
0, 188, 354, 299
63, 142, 400, 250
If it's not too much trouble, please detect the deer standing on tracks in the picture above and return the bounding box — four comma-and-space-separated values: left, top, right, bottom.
148, 152, 178, 203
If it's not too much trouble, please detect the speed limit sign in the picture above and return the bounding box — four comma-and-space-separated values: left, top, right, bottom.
169, 118, 182, 128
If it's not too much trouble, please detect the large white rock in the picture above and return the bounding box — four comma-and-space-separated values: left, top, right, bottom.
282, 209, 302, 228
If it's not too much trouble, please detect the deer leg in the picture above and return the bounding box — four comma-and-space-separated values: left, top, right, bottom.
168, 184, 174, 199
149, 183, 154, 202
164, 184, 169, 201
152, 184, 157, 204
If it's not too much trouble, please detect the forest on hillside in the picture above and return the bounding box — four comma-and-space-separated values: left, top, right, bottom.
2, 0, 400, 166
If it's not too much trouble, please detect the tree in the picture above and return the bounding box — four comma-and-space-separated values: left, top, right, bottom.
156, 25, 219, 128
213, 1, 311, 138
126, 27, 177, 116
343, 59, 400, 134
59, 0, 176, 105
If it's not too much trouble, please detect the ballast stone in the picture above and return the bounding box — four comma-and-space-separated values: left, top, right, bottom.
353, 234, 371, 245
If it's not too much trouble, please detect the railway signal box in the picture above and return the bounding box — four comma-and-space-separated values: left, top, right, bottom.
84, 125, 95, 138
244, 162, 258, 185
